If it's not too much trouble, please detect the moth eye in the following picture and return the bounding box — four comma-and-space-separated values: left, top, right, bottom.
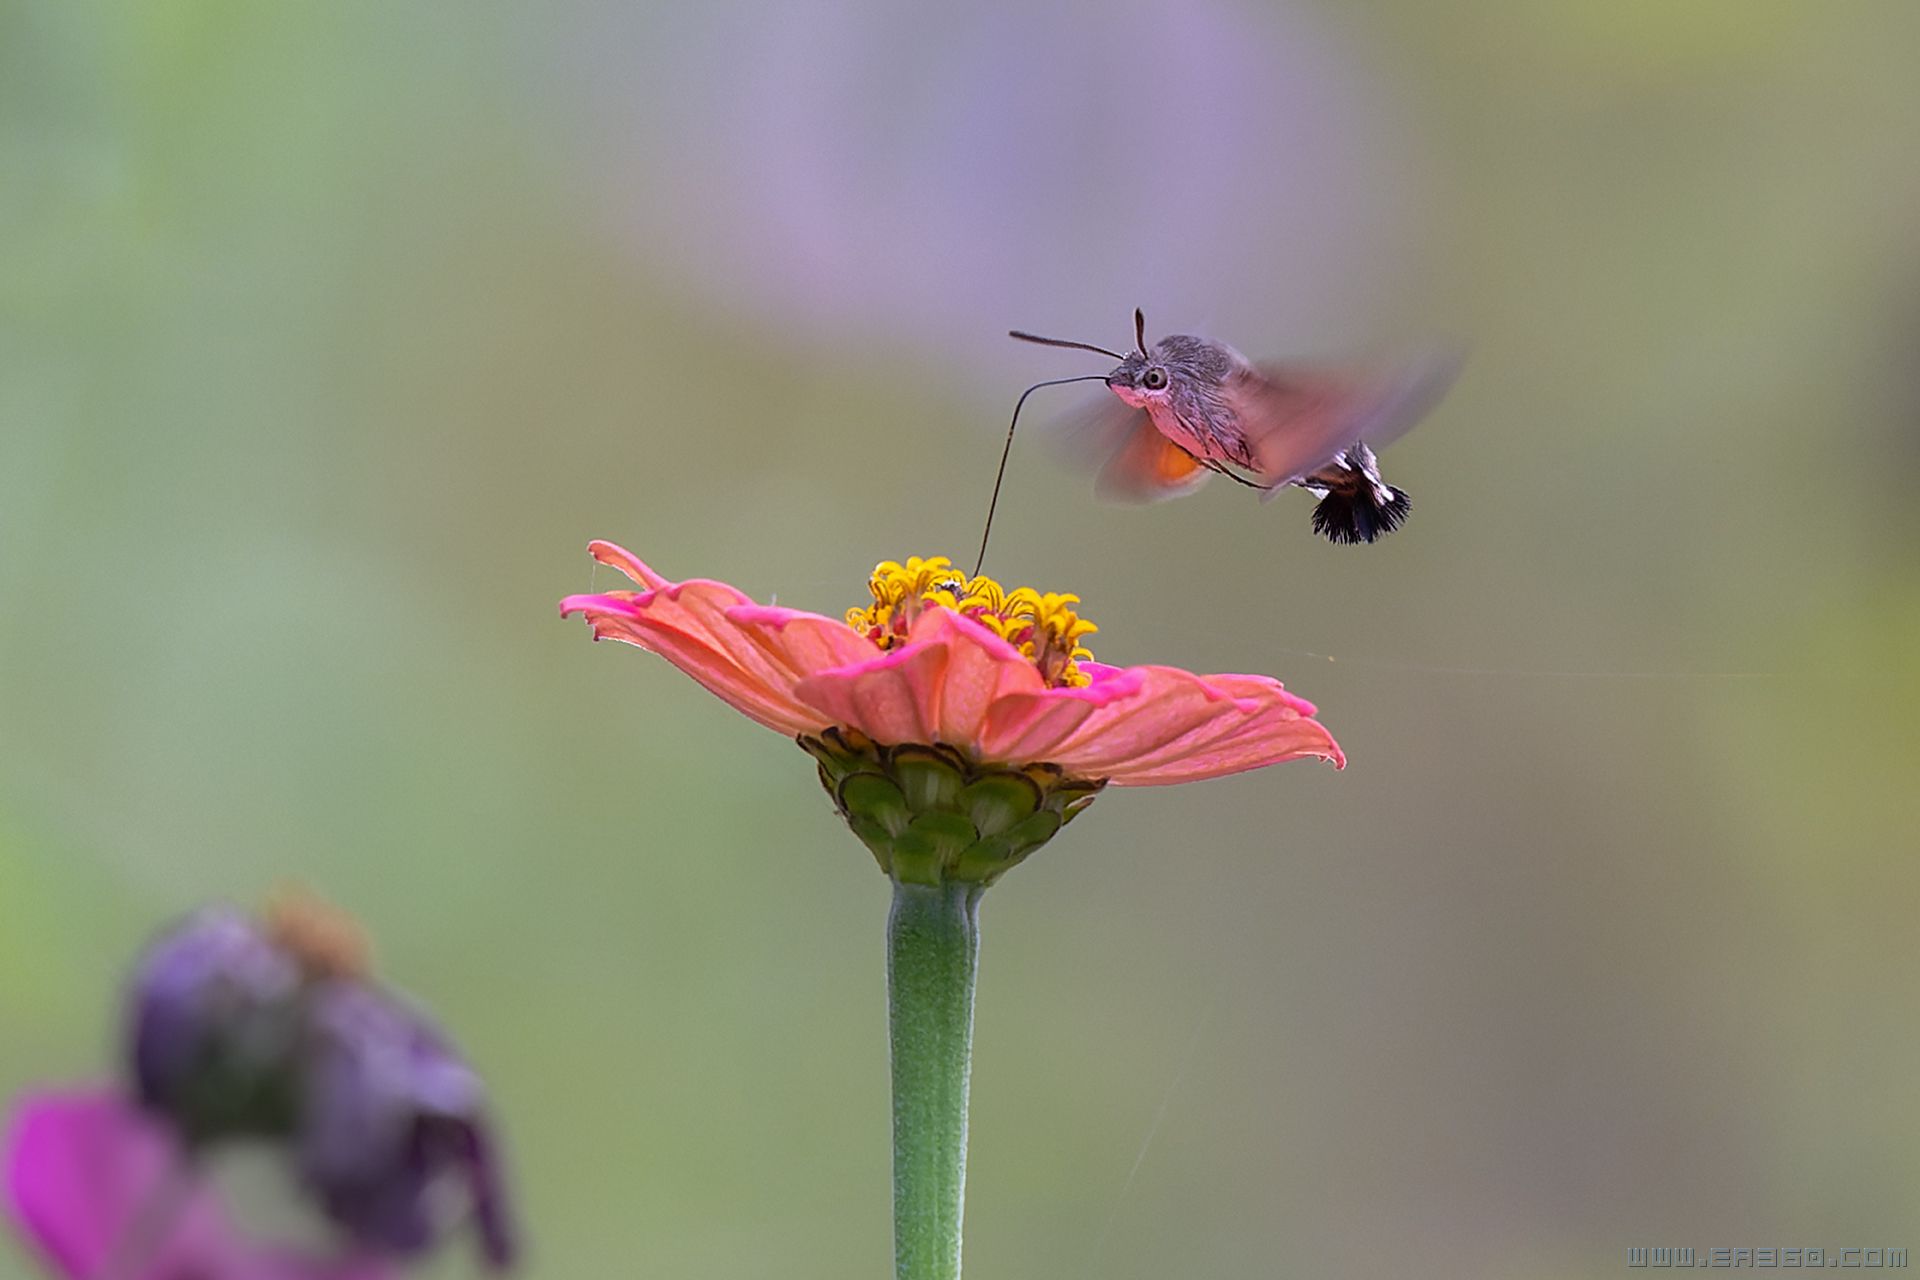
1141, 367, 1169, 390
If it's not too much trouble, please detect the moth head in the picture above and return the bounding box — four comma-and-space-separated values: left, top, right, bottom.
1106, 352, 1173, 408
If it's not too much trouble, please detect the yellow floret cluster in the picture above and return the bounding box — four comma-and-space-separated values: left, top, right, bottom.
846, 556, 1098, 688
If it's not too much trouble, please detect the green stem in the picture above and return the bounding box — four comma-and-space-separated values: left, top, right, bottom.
887, 879, 982, 1280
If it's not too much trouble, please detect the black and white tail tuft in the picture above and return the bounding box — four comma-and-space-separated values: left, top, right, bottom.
1311, 484, 1411, 545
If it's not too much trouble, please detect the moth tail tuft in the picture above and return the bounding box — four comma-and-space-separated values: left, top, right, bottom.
1311, 485, 1411, 545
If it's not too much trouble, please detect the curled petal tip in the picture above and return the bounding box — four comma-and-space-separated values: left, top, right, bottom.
1305, 726, 1345, 770
585, 540, 670, 590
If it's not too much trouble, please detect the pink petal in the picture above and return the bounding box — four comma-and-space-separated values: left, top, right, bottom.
1190, 671, 1321, 718
724, 604, 886, 686
585, 540, 670, 591
1063, 673, 1303, 774
791, 608, 1044, 750
562, 582, 846, 736
907, 609, 1048, 747
792, 641, 948, 747
981, 665, 1342, 784
1040, 671, 1261, 768
1097, 686, 1342, 780
4, 1090, 392, 1280
972, 676, 1114, 762
1105, 715, 1344, 784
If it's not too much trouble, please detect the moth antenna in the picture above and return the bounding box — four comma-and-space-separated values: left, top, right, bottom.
1133, 307, 1149, 356
1007, 330, 1129, 361
973, 374, 1112, 578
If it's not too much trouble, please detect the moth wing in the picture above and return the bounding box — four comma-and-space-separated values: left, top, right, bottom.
1342, 344, 1463, 452
1039, 390, 1142, 471
1093, 414, 1214, 504
1226, 345, 1463, 487
1037, 391, 1212, 503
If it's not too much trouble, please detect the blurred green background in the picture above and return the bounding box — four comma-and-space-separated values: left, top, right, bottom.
4, 2, 1919, 1277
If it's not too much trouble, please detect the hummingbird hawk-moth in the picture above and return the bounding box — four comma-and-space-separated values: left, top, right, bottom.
974, 310, 1460, 572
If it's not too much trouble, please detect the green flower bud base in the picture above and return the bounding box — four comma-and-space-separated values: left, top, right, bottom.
799, 729, 1105, 1279
799, 728, 1104, 887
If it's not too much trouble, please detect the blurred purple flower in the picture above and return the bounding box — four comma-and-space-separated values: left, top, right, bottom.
298, 984, 515, 1268
4, 900, 516, 1277
130, 908, 306, 1145
4, 1089, 391, 1280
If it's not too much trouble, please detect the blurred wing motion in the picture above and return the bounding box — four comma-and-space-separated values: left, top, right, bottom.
1044, 396, 1213, 503
1098, 416, 1215, 502
1233, 345, 1464, 492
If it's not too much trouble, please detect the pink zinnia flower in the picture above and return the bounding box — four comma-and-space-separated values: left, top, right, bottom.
562, 542, 1340, 783
560, 541, 1349, 1276
4, 1090, 391, 1280
562, 543, 1340, 883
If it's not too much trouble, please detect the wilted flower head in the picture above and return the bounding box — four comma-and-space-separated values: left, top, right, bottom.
563, 543, 1341, 884
129, 906, 309, 1145
298, 984, 513, 1265
4, 895, 514, 1279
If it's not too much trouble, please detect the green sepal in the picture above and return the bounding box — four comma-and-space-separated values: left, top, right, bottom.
800, 728, 1106, 886
957, 773, 1043, 838
839, 772, 911, 836
891, 744, 969, 813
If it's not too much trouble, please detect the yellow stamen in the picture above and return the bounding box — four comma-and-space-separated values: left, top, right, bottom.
847, 556, 1098, 687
